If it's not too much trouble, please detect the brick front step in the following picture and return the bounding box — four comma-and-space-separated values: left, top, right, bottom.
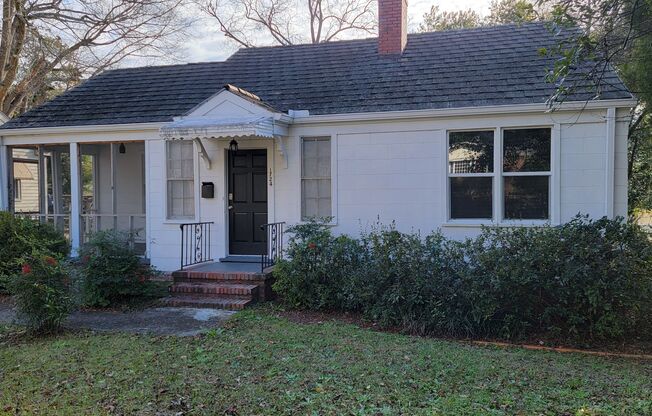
163, 265, 276, 308
171, 270, 268, 283
160, 295, 252, 310
169, 282, 259, 297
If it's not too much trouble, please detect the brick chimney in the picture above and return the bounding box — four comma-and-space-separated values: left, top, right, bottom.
378, 0, 408, 55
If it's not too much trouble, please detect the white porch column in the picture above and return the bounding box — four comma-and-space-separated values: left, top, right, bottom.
144, 139, 151, 258
69, 142, 82, 255
38, 145, 46, 216
110, 143, 117, 230
0, 140, 8, 211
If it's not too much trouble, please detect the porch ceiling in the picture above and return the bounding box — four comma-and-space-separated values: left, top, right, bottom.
159, 116, 287, 140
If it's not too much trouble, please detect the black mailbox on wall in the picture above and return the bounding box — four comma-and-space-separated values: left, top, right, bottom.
201, 182, 215, 199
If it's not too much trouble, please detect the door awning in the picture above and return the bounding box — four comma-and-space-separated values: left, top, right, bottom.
160, 116, 287, 140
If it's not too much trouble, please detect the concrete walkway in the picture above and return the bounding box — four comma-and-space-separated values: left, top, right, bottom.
0, 297, 235, 336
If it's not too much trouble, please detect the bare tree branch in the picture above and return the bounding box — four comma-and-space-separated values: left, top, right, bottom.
198, 0, 376, 47
0, 0, 190, 116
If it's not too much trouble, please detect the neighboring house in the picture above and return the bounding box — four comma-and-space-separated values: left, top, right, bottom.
11, 148, 40, 213
0, 0, 635, 272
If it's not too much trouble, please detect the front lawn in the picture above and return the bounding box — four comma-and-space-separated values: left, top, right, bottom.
1, 307, 651, 415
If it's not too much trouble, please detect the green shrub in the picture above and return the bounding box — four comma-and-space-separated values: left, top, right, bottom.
273, 220, 364, 310
273, 215, 652, 343
78, 230, 162, 307
7, 252, 74, 333
0, 212, 69, 291
352, 223, 435, 333
460, 216, 652, 340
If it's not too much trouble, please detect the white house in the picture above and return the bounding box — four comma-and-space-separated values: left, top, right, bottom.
0, 0, 635, 275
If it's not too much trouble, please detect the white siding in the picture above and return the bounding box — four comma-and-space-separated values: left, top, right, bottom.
559, 121, 608, 220
336, 130, 444, 234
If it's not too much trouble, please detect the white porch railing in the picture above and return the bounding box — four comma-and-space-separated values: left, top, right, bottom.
81, 213, 146, 255
14, 213, 146, 256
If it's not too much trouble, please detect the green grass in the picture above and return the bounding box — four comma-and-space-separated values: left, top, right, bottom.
1, 307, 651, 415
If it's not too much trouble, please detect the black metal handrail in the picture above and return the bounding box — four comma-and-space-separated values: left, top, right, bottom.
180, 222, 214, 269
260, 222, 285, 272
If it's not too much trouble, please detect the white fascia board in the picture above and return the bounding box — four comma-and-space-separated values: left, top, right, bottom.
291, 99, 638, 125
0, 98, 636, 139
0, 122, 164, 137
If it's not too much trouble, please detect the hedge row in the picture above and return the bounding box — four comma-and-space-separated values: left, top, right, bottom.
273, 216, 652, 342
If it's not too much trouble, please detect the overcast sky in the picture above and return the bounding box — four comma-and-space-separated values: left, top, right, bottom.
180, 0, 493, 63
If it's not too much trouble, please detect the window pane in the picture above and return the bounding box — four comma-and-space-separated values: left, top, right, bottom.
448, 131, 494, 174
302, 179, 331, 219
504, 176, 549, 220
318, 179, 331, 199
450, 177, 492, 219
303, 198, 318, 219
318, 197, 332, 217
303, 179, 318, 198
503, 128, 551, 172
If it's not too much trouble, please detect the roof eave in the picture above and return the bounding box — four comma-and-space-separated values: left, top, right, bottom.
0, 98, 637, 136
291, 99, 638, 125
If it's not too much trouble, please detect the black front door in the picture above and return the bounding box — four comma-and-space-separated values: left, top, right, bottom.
228, 149, 267, 255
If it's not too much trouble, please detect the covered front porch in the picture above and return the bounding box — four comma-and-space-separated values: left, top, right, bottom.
4, 141, 147, 255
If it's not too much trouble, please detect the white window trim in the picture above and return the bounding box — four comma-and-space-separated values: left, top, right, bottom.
444, 125, 559, 227
298, 135, 337, 225
163, 140, 199, 224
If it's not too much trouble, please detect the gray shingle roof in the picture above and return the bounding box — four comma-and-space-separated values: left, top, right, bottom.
1, 22, 632, 130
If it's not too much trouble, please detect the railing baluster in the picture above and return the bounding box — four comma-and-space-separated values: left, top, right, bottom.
179, 221, 214, 269
260, 222, 285, 272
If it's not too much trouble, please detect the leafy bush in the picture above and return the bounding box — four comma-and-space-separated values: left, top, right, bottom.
78, 230, 162, 307
7, 252, 74, 333
458, 216, 652, 340
273, 220, 364, 310
0, 212, 69, 291
273, 215, 652, 342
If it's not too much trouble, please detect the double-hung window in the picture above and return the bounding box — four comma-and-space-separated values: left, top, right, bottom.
447, 127, 552, 222
502, 128, 551, 220
301, 137, 331, 220
448, 130, 494, 219
166, 140, 195, 220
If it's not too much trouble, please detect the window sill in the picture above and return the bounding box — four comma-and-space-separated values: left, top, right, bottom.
442, 221, 495, 228
163, 218, 198, 225
299, 219, 338, 227
442, 220, 552, 228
